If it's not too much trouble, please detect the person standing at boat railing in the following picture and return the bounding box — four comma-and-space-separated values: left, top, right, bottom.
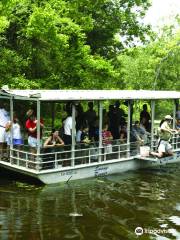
25, 109, 44, 154
76, 124, 91, 164
140, 104, 151, 132
5, 113, 23, 159
150, 115, 178, 158
63, 103, 76, 146
0, 102, 10, 161
85, 101, 97, 141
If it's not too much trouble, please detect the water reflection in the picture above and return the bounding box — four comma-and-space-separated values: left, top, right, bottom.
0, 164, 180, 239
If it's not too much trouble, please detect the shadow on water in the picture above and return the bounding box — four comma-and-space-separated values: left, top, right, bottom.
0, 164, 180, 239
0, 168, 43, 186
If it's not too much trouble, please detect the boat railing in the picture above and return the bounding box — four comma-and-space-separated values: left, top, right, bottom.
2, 133, 179, 171
172, 132, 180, 149
7, 140, 138, 171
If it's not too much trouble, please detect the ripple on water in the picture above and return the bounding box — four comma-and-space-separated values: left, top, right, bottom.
0, 165, 180, 240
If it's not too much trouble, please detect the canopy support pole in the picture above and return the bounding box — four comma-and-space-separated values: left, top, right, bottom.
127, 100, 131, 157
173, 100, 176, 129
98, 101, 103, 162
71, 103, 76, 167
36, 100, 41, 170
151, 100, 155, 150
172, 99, 176, 149
10, 96, 14, 163
51, 102, 55, 129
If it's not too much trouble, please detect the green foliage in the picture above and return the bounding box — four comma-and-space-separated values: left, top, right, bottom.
117, 23, 180, 91
0, 0, 151, 90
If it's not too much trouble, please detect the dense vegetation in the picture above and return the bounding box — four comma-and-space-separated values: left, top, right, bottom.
0, 0, 179, 90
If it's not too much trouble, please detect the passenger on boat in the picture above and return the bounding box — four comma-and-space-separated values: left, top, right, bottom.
0, 103, 10, 160
131, 121, 148, 145
42, 129, 64, 169
5, 114, 23, 147
119, 124, 127, 143
107, 101, 127, 140
75, 103, 85, 132
76, 125, 90, 145
63, 104, 75, 146
176, 119, 180, 132
150, 115, 177, 158
107, 104, 120, 140
44, 129, 64, 148
140, 104, 151, 132
91, 117, 99, 143
85, 102, 96, 140
103, 109, 109, 124
102, 122, 113, 154
175, 119, 180, 148
107, 104, 117, 139
25, 109, 44, 148
176, 105, 180, 120
114, 100, 127, 127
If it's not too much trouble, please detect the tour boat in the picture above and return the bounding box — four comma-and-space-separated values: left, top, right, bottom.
0, 87, 180, 184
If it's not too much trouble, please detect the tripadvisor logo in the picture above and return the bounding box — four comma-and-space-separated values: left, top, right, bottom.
135, 227, 168, 236
135, 227, 144, 236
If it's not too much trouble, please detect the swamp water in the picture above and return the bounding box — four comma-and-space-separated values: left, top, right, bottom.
0, 164, 180, 240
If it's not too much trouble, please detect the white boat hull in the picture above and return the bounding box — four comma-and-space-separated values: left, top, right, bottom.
1, 150, 180, 184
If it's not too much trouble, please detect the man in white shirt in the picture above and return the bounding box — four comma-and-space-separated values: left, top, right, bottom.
0, 103, 10, 160
63, 104, 76, 146
63, 116, 73, 145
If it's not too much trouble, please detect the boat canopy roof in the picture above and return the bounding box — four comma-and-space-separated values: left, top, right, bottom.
0, 88, 180, 101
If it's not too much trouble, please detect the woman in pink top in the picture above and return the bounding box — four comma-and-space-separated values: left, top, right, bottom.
102, 123, 113, 154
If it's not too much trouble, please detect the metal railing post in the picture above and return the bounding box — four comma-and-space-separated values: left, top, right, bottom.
172, 99, 176, 149
10, 96, 14, 164
127, 100, 131, 157
55, 152, 58, 168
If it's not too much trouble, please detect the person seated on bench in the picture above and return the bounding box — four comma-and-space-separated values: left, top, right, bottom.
131, 121, 148, 145
43, 129, 64, 169
44, 129, 64, 148
151, 115, 177, 158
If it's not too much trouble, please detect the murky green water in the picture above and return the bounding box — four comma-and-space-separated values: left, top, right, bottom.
0, 164, 180, 240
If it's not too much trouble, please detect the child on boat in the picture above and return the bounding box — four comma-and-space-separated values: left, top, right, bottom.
5, 114, 23, 147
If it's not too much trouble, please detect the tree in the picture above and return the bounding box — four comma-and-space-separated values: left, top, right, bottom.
0, 0, 151, 89
116, 21, 180, 91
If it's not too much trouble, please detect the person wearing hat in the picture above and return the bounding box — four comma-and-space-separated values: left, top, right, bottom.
151, 115, 177, 158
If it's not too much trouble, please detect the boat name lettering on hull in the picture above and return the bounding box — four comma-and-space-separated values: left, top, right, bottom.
60, 170, 77, 176
176, 151, 180, 158
94, 166, 108, 177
